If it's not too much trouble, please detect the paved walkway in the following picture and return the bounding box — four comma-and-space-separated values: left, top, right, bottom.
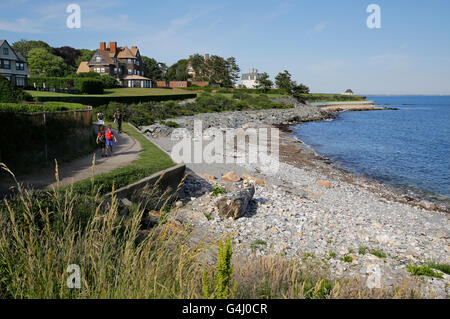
0, 130, 141, 195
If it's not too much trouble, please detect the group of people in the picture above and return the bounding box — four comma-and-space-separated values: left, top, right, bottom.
96, 108, 122, 158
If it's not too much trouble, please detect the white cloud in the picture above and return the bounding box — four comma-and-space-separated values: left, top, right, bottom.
308, 22, 327, 35
0, 18, 42, 33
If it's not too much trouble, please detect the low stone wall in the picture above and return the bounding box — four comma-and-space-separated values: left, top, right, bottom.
108, 163, 186, 200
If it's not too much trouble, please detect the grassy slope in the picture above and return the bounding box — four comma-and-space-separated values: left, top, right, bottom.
70, 122, 175, 195
26, 88, 194, 98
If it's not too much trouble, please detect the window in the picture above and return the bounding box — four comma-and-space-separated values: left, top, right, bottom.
95, 56, 101, 62
128, 59, 132, 64
101, 67, 105, 73
128, 69, 132, 75
3, 47, 9, 55
2, 59, 10, 69
16, 62, 25, 70
16, 77, 25, 86
114, 67, 117, 74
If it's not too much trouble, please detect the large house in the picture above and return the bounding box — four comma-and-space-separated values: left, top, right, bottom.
0, 40, 28, 87
77, 41, 151, 88
241, 68, 263, 89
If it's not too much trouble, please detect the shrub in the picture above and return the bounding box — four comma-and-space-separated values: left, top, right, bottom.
370, 249, 386, 259
427, 262, 450, 275
406, 265, 443, 279
358, 246, 368, 255
0, 74, 24, 102
215, 237, 235, 299
211, 185, 227, 196
100, 75, 119, 89
75, 79, 104, 94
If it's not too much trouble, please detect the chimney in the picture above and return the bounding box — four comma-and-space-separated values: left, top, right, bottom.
100, 42, 106, 51
205, 53, 209, 60
109, 42, 117, 53
132, 46, 137, 50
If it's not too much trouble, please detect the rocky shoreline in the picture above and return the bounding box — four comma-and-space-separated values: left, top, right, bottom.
140, 103, 449, 298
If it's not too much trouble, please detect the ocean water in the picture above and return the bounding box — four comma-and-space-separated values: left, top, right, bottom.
291, 96, 450, 201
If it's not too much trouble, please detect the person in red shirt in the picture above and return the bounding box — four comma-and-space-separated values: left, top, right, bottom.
105, 124, 118, 157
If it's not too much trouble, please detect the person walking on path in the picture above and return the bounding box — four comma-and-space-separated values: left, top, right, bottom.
114, 108, 123, 134
96, 125, 107, 157
97, 111, 105, 127
105, 124, 118, 157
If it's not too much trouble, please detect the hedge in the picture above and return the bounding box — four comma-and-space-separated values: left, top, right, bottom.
32, 93, 198, 107
0, 102, 87, 113
28, 77, 104, 94
0, 105, 95, 174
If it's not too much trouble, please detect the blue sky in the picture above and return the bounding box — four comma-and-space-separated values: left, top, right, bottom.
1, 0, 449, 94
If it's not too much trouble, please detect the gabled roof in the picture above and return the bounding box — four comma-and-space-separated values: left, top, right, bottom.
345, 89, 353, 93
117, 47, 136, 59
88, 49, 115, 66
0, 39, 26, 62
130, 47, 138, 56
77, 61, 90, 73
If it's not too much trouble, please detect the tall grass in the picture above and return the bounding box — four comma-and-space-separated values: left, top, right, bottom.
0, 164, 421, 299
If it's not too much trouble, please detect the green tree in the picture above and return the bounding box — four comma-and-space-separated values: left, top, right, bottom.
189, 54, 208, 80
291, 83, 310, 95
142, 56, 167, 81
28, 48, 67, 77
255, 72, 273, 92
166, 59, 189, 81
275, 70, 295, 92
75, 49, 96, 67
11, 39, 53, 59
205, 55, 240, 87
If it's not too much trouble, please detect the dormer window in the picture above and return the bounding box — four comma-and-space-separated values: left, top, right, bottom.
96, 56, 101, 62
3, 47, 9, 55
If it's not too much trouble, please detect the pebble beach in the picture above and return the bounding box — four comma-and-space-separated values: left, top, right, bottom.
140, 102, 450, 298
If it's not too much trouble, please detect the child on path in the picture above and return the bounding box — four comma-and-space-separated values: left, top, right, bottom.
96, 125, 107, 157
105, 124, 118, 157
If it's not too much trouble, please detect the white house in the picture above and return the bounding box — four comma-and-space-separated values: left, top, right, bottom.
241, 68, 263, 89
0, 40, 28, 87
343, 89, 354, 95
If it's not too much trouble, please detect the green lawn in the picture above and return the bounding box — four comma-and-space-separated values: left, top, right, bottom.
69, 122, 175, 195
27, 88, 193, 98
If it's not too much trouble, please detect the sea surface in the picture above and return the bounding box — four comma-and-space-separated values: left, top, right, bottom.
291, 96, 450, 202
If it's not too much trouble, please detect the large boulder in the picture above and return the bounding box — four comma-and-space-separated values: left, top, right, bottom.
242, 173, 266, 185
222, 171, 241, 182
216, 185, 255, 220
